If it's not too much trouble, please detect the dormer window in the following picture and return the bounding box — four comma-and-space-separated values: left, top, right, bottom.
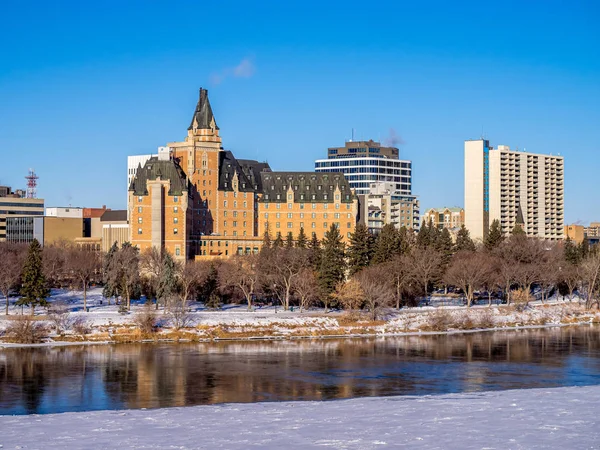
317, 185, 322, 190
276, 194, 281, 200
324, 194, 328, 200
294, 185, 298, 190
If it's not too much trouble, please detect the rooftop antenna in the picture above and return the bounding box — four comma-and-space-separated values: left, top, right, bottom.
25, 169, 38, 199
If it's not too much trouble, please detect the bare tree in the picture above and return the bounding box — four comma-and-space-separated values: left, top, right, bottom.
140, 247, 164, 309
356, 265, 395, 320
292, 269, 320, 312
261, 247, 309, 311
385, 254, 415, 309
67, 246, 101, 312
559, 263, 580, 301
168, 300, 195, 330
219, 255, 260, 311
178, 260, 211, 308
0, 243, 26, 314
410, 247, 443, 298
580, 251, 600, 309
444, 251, 490, 307
43, 243, 68, 287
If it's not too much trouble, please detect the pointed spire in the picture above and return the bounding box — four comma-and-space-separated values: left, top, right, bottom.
188, 88, 219, 131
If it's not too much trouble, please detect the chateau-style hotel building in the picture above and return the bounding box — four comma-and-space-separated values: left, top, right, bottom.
128, 89, 358, 259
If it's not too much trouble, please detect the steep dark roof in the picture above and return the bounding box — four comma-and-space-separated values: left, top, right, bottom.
100, 210, 127, 222
259, 172, 354, 203
218, 151, 260, 192
129, 157, 189, 196
188, 88, 219, 131
237, 159, 271, 191
516, 204, 525, 225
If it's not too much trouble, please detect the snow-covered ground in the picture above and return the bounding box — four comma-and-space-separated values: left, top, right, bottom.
0, 385, 598, 449
1, 287, 599, 345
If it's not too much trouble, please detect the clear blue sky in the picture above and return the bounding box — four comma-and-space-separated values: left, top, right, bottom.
1, 0, 598, 224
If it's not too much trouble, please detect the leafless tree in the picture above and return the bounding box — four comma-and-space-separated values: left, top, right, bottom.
67, 246, 101, 312
559, 263, 580, 301
5, 315, 48, 344
140, 247, 164, 309
292, 269, 320, 312
261, 247, 309, 311
356, 265, 395, 320
0, 243, 26, 314
219, 254, 260, 311
444, 251, 490, 307
168, 300, 195, 329
580, 251, 600, 309
43, 243, 69, 287
133, 303, 158, 333
538, 244, 561, 303
410, 247, 443, 298
481, 254, 502, 306
178, 260, 211, 308
47, 300, 72, 334
385, 254, 416, 309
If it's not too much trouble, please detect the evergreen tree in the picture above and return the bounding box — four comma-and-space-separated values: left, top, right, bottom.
157, 252, 179, 309
397, 226, 412, 255
372, 224, 400, 264
273, 232, 283, 248
347, 223, 374, 274
261, 225, 272, 252
285, 232, 294, 248
511, 224, 526, 236
308, 233, 321, 269
296, 227, 308, 249
102, 242, 120, 303
436, 228, 454, 264
563, 237, 580, 265
318, 225, 346, 298
455, 225, 476, 252
416, 220, 431, 248
18, 239, 49, 314
578, 237, 590, 261
484, 219, 504, 251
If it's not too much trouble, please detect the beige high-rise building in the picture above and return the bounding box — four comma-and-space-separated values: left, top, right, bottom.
465, 139, 564, 241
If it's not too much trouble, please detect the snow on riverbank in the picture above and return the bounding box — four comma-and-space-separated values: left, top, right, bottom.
1, 288, 599, 345
1, 385, 598, 449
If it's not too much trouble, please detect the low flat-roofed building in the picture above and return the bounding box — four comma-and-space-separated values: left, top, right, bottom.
101, 210, 129, 252
45, 207, 84, 218
6, 216, 83, 245
0, 187, 44, 241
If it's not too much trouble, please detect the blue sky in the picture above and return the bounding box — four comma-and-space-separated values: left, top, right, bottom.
1, 0, 598, 223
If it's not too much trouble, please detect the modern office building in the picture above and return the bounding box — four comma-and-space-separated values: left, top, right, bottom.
315, 139, 419, 230
45, 207, 84, 218
128, 88, 358, 259
357, 182, 420, 234
0, 186, 44, 241
6, 216, 84, 245
464, 139, 564, 241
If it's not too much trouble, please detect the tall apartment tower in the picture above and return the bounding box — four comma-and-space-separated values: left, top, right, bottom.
464, 139, 564, 241
315, 140, 419, 230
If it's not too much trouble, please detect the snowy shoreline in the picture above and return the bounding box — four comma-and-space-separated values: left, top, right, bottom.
0, 321, 590, 349
1, 385, 599, 449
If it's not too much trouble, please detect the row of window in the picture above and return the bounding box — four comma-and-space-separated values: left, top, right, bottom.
268, 221, 352, 229
263, 202, 351, 210
138, 217, 179, 224
138, 228, 178, 235
316, 160, 411, 168
264, 212, 353, 219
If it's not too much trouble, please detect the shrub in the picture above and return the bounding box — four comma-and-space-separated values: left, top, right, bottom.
168, 302, 195, 330
71, 316, 92, 336
476, 309, 496, 329
425, 309, 452, 331
133, 303, 158, 334
5, 315, 48, 343
47, 301, 71, 334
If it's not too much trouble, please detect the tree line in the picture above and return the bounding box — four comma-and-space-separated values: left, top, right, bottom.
1, 219, 599, 317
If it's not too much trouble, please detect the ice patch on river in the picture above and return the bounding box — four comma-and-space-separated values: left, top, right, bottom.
0, 385, 599, 449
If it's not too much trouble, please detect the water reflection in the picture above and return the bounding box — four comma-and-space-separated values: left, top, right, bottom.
1, 327, 600, 415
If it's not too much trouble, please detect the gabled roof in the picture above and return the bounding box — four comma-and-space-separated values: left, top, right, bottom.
516, 204, 525, 225
218, 151, 257, 192
129, 157, 189, 196
259, 172, 354, 203
237, 159, 271, 191
188, 88, 219, 131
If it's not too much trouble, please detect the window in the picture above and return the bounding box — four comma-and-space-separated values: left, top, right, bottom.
300, 203, 304, 209
233, 211, 238, 217
323, 222, 328, 228
174, 228, 178, 235
243, 201, 247, 208
300, 222, 304, 228
243, 211, 247, 218
138, 196, 143, 202
224, 200, 228, 207
300, 213, 304, 219
312, 203, 316, 209
287, 222, 293, 228
276, 204, 281, 209
276, 222, 281, 228
312, 213, 316, 219
224, 211, 228, 217
311, 222, 316, 228
138, 228, 142, 235
137, 206, 142, 213
324, 204, 328, 210
347, 222, 351, 228
276, 213, 281, 219
174, 217, 178, 224
234, 201, 237, 208
233, 221, 237, 227
335, 194, 340, 200
174, 196, 178, 203
335, 203, 340, 209
224, 220, 227, 227
334, 213, 340, 219
323, 194, 328, 200
288, 194, 292, 200
174, 206, 178, 213
175, 247, 180, 256
324, 213, 328, 219
347, 213, 352, 218
288, 203, 292, 209
287, 213, 293, 219
138, 217, 143, 223
264, 213, 269, 218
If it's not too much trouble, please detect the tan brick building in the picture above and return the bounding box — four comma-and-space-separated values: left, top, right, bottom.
129, 89, 358, 259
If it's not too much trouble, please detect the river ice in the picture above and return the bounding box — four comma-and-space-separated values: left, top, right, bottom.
0, 385, 598, 449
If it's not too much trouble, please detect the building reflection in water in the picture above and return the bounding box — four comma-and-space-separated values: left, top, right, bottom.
1, 326, 600, 414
